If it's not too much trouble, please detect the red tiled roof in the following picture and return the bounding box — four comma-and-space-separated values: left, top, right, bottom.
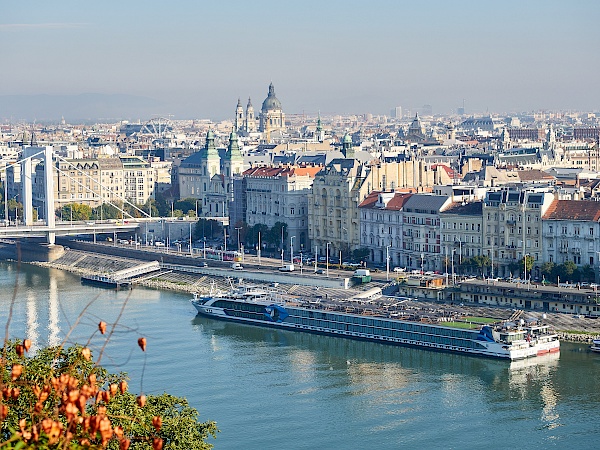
242, 166, 321, 178
543, 199, 600, 221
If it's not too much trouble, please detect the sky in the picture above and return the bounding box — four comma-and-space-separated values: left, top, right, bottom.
2, 0, 600, 121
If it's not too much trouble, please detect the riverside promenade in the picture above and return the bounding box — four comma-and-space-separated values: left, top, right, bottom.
28, 240, 600, 343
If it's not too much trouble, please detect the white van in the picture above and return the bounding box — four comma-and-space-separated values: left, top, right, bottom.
279, 264, 295, 272
354, 269, 371, 277
231, 263, 243, 270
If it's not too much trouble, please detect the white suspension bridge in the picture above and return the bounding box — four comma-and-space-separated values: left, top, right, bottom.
1, 146, 155, 245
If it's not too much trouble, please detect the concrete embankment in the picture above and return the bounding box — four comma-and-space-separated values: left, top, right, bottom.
18, 240, 600, 339
31, 248, 234, 295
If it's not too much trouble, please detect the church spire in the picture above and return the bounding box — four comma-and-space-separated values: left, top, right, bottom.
226, 129, 243, 161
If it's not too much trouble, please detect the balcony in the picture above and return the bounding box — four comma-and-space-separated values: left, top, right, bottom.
506, 219, 516, 225
585, 234, 595, 240
571, 248, 581, 254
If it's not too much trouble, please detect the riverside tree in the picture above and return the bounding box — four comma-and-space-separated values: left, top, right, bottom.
0, 335, 217, 449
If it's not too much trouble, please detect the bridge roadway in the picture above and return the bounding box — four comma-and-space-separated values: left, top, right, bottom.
0, 221, 140, 238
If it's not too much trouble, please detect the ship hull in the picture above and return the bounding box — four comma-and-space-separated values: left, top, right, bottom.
192, 300, 559, 360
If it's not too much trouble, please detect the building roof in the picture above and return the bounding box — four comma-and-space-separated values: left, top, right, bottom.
403, 194, 450, 214
440, 201, 483, 216
242, 165, 320, 178
357, 191, 414, 210
543, 199, 600, 221
261, 83, 282, 112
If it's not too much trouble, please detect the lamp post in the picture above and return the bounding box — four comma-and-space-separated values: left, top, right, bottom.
290, 236, 295, 264
235, 227, 242, 252
386, 244, 391, 281
281, 227, 284, 267
445, 246, 449, 285
451, 249, 456, 285
524, 253, 529, 283
195, 199, 200, 218
189, 222, 193, 256
257, 231, 261, 266
326, 242, 331, 278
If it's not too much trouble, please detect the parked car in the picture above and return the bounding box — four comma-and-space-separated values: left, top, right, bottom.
231, 263, 243, 270
393, 267, 406, 273
314, 269, 325, 274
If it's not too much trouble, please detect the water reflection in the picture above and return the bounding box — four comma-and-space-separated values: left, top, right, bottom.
26, 290, 39, 352
48, 276, 60, 346
191, 315, 561, 392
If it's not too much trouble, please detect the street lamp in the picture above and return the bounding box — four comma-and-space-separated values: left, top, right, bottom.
386, 244, 391, 281
455, 238, 462, 264
326, 242, 331, 277
189, 222, 193, 256
421, 252, 425, 275
524, 253, 529, 283
290, 236, 295, 264
451, 248, 456, 285
235, 227, 242, 252
195, 199, 200, 218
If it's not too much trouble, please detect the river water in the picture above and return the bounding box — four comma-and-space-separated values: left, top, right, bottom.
1, 262, 599, 449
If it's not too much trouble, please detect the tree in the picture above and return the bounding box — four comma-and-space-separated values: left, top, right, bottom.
540, 262, 555, 282
194, 219, 221, 241
352, 247, 370, 263
268, 222, 287, 249
174, 198, 199, 217
7, 198, 22, 221
559, 261, 578, 282
0, 339, 217, 449
464, 255, 490, 276
246, 224, 268, 250
520, 255, 534, 278
153, 193, 171, 218
60, 203, 93, 221
581, 264, 595, 283
92, 203, 123, 221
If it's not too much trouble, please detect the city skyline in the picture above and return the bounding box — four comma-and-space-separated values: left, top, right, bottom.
2, 0, 599, 121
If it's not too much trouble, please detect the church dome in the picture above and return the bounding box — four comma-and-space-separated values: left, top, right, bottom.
261, 83, 282, 112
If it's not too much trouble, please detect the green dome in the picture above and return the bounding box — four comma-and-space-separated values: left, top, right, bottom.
261, 83, 282, 111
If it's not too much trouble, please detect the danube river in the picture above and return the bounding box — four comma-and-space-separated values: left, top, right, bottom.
1, 262, 599, 449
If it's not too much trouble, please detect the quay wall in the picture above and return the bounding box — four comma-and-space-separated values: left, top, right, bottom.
58, 239, 349, 289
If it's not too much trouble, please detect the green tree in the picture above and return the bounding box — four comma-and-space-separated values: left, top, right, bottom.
581, 264, 595, 283
559, 260, 578, 282
7, 198, 22, 221
154, 193, 171, 217
352, 247, 370, 263
246, 223, 269, 250
471, 255, 492, 274
60, 203, 93, 221
520, 255, 534, 278
194, 218, 221, 241
0, 341, 217, 449
268, 222, 287, 249
92, 203, 123, 221
540, 262, 556, 283
175, 198, 200, 217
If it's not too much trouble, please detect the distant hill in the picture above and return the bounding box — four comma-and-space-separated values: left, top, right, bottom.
0, 93, 165, 123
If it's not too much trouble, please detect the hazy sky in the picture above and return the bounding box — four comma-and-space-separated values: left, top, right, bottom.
2, 0, 599, 120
